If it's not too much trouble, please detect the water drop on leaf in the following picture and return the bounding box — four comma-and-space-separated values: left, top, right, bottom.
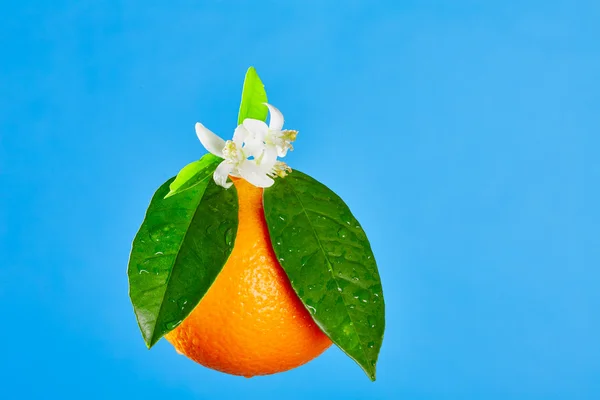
165, 320, 182, 330
224, 227, 234, 246
337, 227, 349, 239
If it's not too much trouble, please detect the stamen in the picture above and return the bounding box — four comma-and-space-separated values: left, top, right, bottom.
270, 161, 292, 178
222, 140, 237, 161
283, 130, 298, 143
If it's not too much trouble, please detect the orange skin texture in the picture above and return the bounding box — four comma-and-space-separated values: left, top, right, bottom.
165, 178, 332, 377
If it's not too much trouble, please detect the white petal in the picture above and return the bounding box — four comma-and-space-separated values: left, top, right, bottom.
195, 123, 226, 156
265, 103, 284, 131
232, 124, 249, 146
277, 146, 288, 158
213, 161, 234, 188
259, 145, 278, 172
238, 160, 274, 188
243, 137, 265, 159
242, 119, 268, 140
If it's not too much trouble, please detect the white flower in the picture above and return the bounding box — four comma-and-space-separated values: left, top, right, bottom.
195, 103, 298, 189
242, 104, 298, 158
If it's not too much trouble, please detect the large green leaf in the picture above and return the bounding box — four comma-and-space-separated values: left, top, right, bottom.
237, 66, 268, 125
128, 175, 238, 348
263, 171, 385, 380
165, 153, 222, 198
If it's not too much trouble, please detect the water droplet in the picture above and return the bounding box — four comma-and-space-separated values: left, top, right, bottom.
358, 290, 370, 303
149, 229, 162, 242
327, 245, 343, 257
300, 254, 311, 267
205, 223, 216, 234
344, 251, 358, 262
337, 287, 342, 292
225, 227, 234, 246
367, 341, 375, 349
337, 227, 349, 239
154, 251, 164, 256
306, 305, 316, 314
355, 227, 368, 242
279, 215, 285, 221
177, 298, 189, 309
367, 315, 377, 329
139, 269, 149, 274
165, 320, 182, 330
343, 324, 353, 335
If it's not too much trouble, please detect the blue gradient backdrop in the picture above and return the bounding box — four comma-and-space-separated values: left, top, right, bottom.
1, 1, 598, 399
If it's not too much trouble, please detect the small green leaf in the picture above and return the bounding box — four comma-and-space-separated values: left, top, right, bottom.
165, 153, 222, 198
237, 66, 268, 125
263, 171, 385, 381
128, 175, 238, 348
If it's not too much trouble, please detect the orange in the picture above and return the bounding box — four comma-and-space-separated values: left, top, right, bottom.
165, 178, 332, 377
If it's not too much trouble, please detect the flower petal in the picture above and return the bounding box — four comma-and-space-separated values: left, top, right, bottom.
259, 144, 278, 172
265, 103, 284, 131
213, 161, 234, 188
195, 123, 226, 157
277, 146, 289, 158
243, 137, 265, 159
232, 124, 249, 146
242, 118, 268, 140
238, 160, 274, 188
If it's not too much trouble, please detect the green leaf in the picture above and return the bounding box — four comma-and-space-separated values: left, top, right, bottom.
165, 153, 222, 198
263, 171, 385, 381
128, 175, 238, 348
237, 66, 268, 125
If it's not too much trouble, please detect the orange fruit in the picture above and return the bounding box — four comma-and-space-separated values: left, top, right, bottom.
165, 178, 332, 377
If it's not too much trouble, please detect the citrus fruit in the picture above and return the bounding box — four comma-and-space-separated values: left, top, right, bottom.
165, 177, 332, 377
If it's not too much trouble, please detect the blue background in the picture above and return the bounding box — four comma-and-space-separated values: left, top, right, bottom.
1, 1, 598, 399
